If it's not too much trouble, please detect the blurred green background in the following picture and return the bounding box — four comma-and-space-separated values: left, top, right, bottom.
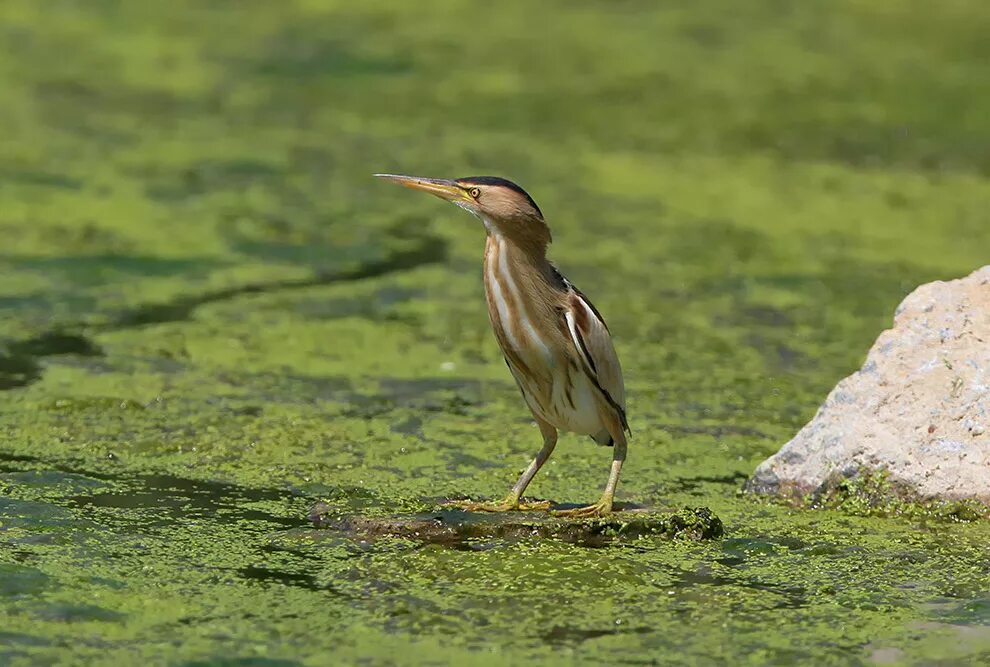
1, 1, 989, 665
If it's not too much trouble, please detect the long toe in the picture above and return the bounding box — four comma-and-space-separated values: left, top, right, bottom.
515, 499, 552, 511
552, 502, 612, 518
442, 498, 551, 513
442, 499, 511, 512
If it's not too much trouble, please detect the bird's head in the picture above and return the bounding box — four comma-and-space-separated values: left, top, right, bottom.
375, 174, 551, 251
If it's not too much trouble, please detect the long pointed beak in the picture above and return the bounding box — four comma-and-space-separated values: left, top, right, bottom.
374, 173, 469, 204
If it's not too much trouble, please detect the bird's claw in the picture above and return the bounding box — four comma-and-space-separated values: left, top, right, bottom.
442, 498, 551, 513
551, 499, 613, 518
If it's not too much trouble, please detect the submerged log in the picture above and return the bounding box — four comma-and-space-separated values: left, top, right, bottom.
309, 503, 723, 546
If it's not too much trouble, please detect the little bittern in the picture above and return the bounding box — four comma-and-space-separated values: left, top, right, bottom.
375, 174, 629, 517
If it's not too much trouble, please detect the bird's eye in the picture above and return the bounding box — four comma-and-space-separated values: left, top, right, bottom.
469, 187, 481, 199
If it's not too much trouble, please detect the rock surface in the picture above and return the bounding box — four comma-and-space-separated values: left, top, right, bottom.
748, 266, 990, 504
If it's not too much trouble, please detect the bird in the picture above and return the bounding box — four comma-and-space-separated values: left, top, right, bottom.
375, 173, 629, 517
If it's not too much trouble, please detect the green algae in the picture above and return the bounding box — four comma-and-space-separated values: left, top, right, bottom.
1, 0, 990, 665
804, 468, 990, 523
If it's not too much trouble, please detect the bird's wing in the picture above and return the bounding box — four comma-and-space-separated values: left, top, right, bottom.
563, 287, 629, 432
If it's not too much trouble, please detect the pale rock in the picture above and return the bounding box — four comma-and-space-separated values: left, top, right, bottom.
747, 266, 990, 504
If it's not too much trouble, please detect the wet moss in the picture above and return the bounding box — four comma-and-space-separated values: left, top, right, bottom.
807, 469, 990, 522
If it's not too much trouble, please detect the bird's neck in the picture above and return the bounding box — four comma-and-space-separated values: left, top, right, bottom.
484, 231, 555, 288
481, 214, 551, 259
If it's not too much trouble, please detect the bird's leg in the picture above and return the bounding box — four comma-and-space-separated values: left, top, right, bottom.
445, 420, 557, 512
554, 439, 626, 518
501, 421, 558, 510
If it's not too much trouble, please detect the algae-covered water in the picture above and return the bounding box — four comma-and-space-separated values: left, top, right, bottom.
2, 1, 990, 664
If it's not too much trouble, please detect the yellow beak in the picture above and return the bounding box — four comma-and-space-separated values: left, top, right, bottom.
374, 174, 470, 204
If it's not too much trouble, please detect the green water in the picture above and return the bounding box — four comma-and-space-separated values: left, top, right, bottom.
1, 1, 989, 664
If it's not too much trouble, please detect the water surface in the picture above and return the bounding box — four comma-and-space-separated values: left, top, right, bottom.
1, 1, 989, 664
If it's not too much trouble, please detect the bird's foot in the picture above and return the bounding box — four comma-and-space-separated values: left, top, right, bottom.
443, 497, 551, 513
552, 497, 613, 518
